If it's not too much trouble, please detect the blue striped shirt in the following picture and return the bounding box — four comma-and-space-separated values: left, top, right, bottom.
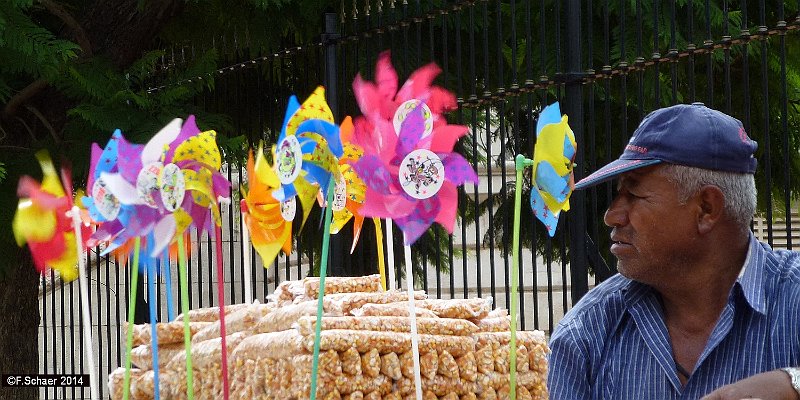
548, 235, 800, 399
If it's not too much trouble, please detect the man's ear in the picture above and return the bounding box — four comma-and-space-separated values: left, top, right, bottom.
696, 185, 726, 234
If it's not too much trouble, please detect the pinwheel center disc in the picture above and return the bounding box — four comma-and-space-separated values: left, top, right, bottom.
91, 177, 121, 221
275, 135, 303, 185
280, 197, 297, 221
332, 177, 347, 212
159, 163, 186, 212
137, 162, 164, 208
393, 99, 434, 138
399, 149, 445, 200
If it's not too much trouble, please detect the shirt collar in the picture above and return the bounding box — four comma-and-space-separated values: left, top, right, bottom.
735, 233, 767, 315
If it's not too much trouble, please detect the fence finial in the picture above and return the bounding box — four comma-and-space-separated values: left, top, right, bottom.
364, 0, 370, 17
377, 0, 383, 14
352, 0, 358, 20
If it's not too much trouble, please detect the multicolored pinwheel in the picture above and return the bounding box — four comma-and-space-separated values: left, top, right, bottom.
100, 117, 230, 255
329, 116, 366, 253
351, 54, 478, 244
13, 150, 90, 281
271, 86, 343, 206
529, 102, 576, 236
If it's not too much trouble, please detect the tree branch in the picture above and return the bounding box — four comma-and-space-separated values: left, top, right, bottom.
2, 79, 48, 120
39, 0, 93, 57
25, 105, 59, 144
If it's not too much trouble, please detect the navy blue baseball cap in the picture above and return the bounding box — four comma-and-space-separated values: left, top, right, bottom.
574, 103, 758, 189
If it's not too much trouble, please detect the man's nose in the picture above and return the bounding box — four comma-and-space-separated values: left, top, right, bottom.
604, 196, 627, 227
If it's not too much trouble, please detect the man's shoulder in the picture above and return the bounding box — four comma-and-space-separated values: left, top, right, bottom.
759, 241, 800, 283
553, 274, 632, 334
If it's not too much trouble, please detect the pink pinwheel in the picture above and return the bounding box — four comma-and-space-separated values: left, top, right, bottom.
352, 55, 478, 244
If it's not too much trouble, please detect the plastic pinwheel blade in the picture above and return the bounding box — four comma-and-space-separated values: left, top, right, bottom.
530, 102, 577, 236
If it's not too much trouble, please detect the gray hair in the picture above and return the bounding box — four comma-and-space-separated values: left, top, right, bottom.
660, 164, 757, 233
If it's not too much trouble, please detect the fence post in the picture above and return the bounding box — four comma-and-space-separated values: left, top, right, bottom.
564, 0, 589, 304
323, 12, 347, 276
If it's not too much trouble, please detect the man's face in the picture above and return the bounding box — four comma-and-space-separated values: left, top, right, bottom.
603, 165, 699, 285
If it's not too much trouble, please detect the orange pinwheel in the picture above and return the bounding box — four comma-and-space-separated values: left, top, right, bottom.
329, 116, 366, 252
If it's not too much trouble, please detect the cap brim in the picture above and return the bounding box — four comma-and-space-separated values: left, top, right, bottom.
574, 158, 662, 190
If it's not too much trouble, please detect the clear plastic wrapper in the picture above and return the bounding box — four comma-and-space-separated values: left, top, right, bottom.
174, 303, 250, 323
253, 300, 336, 334
335, 374, 392, 395
397, 376, 477, 397
361, 348, 381, 378
269, 279, 305, 303
496, 384, 533, 400
486, 308, 508, 318
364, 391, 382, 400
108, 367, 141, 400
303, 330, 476, 357
380, 352, 402, 380
417, 298, 492, 320
295, 316, 478, 336
192, 302, 273, 343
326, 290, 427, 315
399, 351, 414, 379
479, 371, 547, 395
475, 346, 494, 375
474, 317, 511, 333
230, 330, 305, 363
438, 350, 459, 378
305, 274, 382, 298
167, 331, 246, 370
130, 342, 184, 370
474, 331, 547, 350
420, 351, 439, 380
516, 345, 530, 372
456, 352, 478, 382
130, 369, 177, 400
345, 390, 365, 400
493, 345, 510, 373
126, 320, 212, 347
352, 302, 439, 318
479, 386, 497, 400
341, 346, 362, 375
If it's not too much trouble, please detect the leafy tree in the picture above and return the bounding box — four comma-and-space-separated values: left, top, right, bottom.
0, 1, 338, 398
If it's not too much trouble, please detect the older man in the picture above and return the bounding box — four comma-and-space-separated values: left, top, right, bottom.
547, 103, 800, 399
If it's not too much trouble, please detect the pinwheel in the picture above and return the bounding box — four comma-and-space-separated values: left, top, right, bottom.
241, 143, 297, 271
329, 116, 366, 253
529, 102, 577, 236
272, 86, 343, 205
14, 151, 86, 281
13, 150, 100, 400
351, 54, 478, 400
510, 102, 576, 400
352, 93, 478, 246
264, 87, 344, 400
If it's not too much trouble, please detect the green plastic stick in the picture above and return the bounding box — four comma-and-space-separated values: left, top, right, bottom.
123, 237, 141, 400
310, 176, 336, 400
177, 234, 195, 399
511, 155, 533, 400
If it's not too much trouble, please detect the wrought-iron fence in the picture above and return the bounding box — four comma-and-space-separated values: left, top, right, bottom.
38, 1, 799, 398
